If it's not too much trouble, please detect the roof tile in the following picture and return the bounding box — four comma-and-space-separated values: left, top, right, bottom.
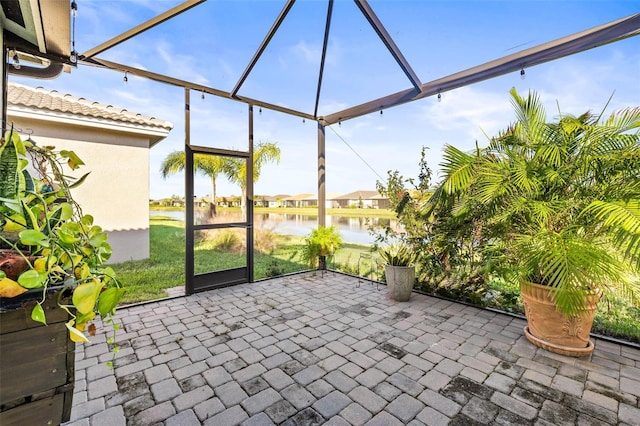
7, 82, 173, 130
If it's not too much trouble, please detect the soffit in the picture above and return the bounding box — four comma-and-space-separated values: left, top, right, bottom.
1, 0, 70, 59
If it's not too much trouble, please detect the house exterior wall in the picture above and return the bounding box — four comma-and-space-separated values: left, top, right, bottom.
7, 116, 151, 263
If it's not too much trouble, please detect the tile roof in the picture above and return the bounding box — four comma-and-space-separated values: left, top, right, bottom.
7, 82, 173, 130
284, 193, 316, 201
332, 190, 382, 200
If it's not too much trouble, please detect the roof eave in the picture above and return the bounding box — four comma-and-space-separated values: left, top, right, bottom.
7, 106, 172, 148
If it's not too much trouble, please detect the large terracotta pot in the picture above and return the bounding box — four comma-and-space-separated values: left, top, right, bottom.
520, 281, 600, 357
385, 265, 415, 302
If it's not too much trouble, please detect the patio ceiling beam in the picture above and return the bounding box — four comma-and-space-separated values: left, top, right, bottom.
84, 57, 317, 122
354, 0, 422, 92
313, 0, 334, 118
80, 0, 205, 60
321, 12, 640, 126
230, 0, 296, 98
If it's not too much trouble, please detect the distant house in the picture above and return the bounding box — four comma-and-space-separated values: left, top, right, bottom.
194, 197, 211, 208
254, 194, 290, 208
7, 82, 173, 263
217, 196, 241, 207
332, 190, 389, 209
284, 193, 317, 208
253, 195, 268, 208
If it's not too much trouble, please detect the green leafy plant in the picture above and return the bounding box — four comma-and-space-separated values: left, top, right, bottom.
378, 243, 418, 266
0, 130, 124, 354
369, 146, 432, 248
302, 226, 343, 268
426, 88, 640, 317
264, 260, 285, 278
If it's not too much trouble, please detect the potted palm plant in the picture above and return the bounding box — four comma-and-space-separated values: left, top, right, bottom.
426, 88, 640, 356
0, 130, 124, 423
302, 226, 343, 270
379, 244, 418, 302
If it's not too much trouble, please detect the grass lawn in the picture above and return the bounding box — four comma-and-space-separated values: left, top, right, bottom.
112, 216, 373, 305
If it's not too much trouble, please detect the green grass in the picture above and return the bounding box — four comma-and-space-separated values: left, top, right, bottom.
112, 217, 372, 304
592, 295, 640, 343
111, 218, 186, 304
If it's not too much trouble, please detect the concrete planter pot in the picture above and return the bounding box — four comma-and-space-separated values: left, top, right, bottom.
520, 281, 600, 357
385, 264, 415, 302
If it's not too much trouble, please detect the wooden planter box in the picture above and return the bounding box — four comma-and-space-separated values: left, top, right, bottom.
0, 290, 75, 425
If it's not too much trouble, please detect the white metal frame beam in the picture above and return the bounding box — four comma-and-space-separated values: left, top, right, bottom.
313, 0, 334, 118
321, 12, 640, 125
80, 4, 640, 126
230, 0, 296, 98
354, 0, 422, 92
81, 0, 205, 60
84, 57, 317, 122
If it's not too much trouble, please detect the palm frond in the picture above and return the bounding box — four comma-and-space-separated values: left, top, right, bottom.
604, 107, 640, 132
159, 151, 186, 178
439, 144, 477, 195
583, 200, 640, 268
516, 229, 633, 316
509, 87, 547, 145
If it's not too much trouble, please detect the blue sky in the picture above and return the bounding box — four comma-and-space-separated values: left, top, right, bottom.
9, 0, 640, 200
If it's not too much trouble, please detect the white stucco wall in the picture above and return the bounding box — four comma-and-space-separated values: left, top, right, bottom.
6, 116, 153, 263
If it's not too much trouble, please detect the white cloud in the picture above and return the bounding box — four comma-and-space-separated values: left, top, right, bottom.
154, 41, 210, 85
292, 41, 321, 65
415, 86, 512, 143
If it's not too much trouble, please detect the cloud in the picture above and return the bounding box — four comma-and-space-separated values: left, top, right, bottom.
292, 41, 321, 65
415, 86, 512, 142
154, 41, 210, 85
535, 46, 640, 115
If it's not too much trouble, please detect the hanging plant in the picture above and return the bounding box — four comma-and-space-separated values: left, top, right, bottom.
0, 130, 124, 362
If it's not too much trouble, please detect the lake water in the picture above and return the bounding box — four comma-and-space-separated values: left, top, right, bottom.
149, 210, 395, 245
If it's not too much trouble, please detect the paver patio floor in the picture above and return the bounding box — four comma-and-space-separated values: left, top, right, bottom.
64, 272, 640, 425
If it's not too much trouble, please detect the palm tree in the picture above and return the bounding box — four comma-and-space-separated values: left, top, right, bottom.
425, 88, 640, 317
225, 141, 281, 213
160, 151, 227, 215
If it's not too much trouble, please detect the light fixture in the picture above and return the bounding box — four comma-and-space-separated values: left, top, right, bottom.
259, 107, 262, 115
70, 1, 78, 65
123, 71, 128, 83
302, 118, 306, 123
11, 52, 20, 70
520, 67, 526, 80
437, 91, 442, 102
201, 90, 205, 101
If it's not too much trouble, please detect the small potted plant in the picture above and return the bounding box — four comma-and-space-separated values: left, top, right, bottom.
302, 226, 343, 270
379, 243, 418, 302
0, 130, 124, 424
